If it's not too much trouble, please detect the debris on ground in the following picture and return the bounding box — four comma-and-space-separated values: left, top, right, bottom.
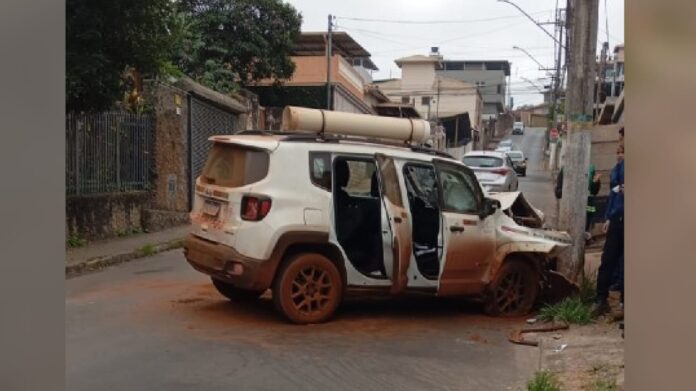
508, 322, 569, 347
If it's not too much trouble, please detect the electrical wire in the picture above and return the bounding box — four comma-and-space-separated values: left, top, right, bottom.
335, 10, 555, 25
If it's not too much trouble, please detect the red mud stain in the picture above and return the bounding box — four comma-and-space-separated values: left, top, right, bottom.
67, 277, 190, 303
467, 333, 489, 344
79, 278, 528, 349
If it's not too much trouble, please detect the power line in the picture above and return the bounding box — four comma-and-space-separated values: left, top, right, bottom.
604, 0, 610, 44
335, 10, 554, 25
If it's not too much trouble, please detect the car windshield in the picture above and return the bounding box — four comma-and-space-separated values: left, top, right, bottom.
499, 140, 513, 147
463, 156, 503, 168
507, 152, 524, 161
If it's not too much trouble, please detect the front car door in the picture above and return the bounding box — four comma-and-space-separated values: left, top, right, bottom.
375, 153, 412, 294
434, 160, 497, 296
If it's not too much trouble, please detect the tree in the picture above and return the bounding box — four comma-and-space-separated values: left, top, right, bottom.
174, 0, 302, 93
67, 0, 176, 112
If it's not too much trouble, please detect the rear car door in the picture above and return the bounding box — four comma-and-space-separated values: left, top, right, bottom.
375, 153, 412, 294
433, 160, 497, 296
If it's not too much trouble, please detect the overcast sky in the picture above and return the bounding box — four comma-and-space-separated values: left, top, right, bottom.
283, 0, 624, 108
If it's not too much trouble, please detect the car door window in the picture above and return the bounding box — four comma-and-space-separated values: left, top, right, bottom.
438, 166, 481, 214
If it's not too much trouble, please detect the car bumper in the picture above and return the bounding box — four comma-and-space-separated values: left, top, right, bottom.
183, 234, 274, 291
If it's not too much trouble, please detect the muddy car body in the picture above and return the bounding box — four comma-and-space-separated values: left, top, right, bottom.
183, 107, 571, 324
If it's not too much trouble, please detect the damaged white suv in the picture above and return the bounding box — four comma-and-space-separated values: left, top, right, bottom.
183, 107, 571, 324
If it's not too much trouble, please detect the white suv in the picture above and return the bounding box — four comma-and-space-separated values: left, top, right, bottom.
183, 107, 571, 324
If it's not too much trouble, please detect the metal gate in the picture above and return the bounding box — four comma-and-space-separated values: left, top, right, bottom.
189, 96, 238, 208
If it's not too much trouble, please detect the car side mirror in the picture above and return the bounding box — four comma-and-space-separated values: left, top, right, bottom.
481, 198, 501, 219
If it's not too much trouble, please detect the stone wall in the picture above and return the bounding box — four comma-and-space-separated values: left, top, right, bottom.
147, 82, 190, 213
65, 79, 261, 242
66, 192, 149, 241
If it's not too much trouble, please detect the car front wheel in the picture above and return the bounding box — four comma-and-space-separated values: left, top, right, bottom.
273, 253, 343, 324
483, 259, 539, 317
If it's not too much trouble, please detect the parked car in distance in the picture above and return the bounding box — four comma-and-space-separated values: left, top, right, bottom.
505, 150, 528, 177
463, 151, 519, 192
495, 139, 516, 153
512, 122, 525, 135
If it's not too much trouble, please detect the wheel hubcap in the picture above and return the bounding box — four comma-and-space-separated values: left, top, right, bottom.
291, 266, 332, 315
495, 271, 526, 314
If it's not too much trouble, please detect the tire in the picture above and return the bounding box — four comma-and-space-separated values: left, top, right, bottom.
211, 277, 265, 302
273, 253, 343, 324
483, 259, 539, 317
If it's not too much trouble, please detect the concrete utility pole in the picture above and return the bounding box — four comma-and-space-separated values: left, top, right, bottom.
326, 14, 334, 110
594, 41, 609, 123
557, 0, 599, 280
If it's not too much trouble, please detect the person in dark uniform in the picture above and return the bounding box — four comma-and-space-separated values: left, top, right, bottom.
592, 144, 624, 316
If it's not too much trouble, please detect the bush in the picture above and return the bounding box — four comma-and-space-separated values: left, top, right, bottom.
538, 296, 594, 325
527, 371, 561, 391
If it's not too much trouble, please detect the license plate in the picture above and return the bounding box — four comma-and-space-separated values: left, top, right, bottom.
202, 200, 220, 216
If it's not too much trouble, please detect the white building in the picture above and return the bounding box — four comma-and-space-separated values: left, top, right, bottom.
374, 53, 483, 158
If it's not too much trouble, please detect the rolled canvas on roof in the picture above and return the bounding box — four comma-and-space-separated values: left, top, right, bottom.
281, 106, 431, 144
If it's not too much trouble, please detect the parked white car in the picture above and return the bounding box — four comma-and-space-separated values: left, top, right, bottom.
183, 107, 570, 324
463, 151, 519, 192
512, 122, 525, 135
494, 139, 516, 153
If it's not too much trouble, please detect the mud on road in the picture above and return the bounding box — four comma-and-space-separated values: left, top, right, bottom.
67, 249, 540, 391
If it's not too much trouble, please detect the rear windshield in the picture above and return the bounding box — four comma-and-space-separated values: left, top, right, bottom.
463, 156, 503, 168
499, 140, 513, 146
507, 152, 524, 161
200, 143, 269, 187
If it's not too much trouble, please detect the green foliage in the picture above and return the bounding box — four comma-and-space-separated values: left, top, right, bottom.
173, 0, 302, 93
578, 270, 598, 305
116, 227, 144, 238
538, 296, 594, 325
138, 244, 157, 257
67, 0, 302, 111
67, 234, 87, 248
67, 0, 177, 111
527, 371, 562, 391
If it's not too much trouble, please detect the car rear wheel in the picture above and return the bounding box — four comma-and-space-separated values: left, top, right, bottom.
211, 277, 265, 301
273, 253, 343, 324
483, 259, 539, 317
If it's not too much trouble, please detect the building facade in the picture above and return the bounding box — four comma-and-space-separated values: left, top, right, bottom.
432, 49, 510, 120
249, 32, 392, 128
374, 53, 483, 157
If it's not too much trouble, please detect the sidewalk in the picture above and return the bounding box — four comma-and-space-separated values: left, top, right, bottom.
66, 225, 190, 277
534, 249, 625, 390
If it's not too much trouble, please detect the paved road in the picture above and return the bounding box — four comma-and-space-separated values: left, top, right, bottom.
509, 127, 558, 225
66, 129, 555, 391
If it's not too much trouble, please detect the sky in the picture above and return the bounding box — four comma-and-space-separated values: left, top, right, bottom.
283, 0, 624, 108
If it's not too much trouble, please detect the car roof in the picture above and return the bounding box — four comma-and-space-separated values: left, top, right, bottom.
210, 132, 460, 164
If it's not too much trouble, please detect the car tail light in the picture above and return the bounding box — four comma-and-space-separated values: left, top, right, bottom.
241, 195, 272, 221
491, 167, 510, 176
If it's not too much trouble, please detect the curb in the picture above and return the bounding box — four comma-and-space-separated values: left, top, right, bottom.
65, 238, 185, 278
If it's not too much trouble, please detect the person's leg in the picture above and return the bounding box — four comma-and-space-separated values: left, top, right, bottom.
595, 216, 622, 310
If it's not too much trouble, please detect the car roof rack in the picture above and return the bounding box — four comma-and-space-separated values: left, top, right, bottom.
234, 129, 455, 159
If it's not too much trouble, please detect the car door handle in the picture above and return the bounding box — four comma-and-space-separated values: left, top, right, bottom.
449, 225, 465, 233
393, 217, 403, 223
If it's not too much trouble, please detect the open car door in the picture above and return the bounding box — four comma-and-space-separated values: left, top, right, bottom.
375, 153, 412, 294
